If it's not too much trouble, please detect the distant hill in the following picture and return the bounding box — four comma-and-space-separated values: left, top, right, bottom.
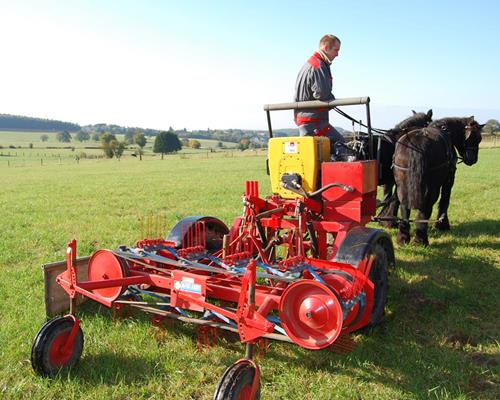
81, 123, 162, 137
1, 113, 348, 143
0, 114, 80, 132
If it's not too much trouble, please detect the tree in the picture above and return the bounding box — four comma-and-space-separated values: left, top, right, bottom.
134, 133, 147, 160
113, 141, 127, 160
482, 119, 500, 135
238, 138, 250, 151
124, 130, 136, 144
92, 132, 100, 141
40, 134, 49, 142
75, 131, 90, 142
134, 132, 147, 149
56, 131, 72, 143
188, 139, 201, 149
153, 131, 181, 159
101, 133, 117, 158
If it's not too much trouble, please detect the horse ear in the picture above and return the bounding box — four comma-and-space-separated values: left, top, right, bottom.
427, 109, 433, 118
479, 123, 486, 130
412, 110, 417, 115
468, 116, 475, 123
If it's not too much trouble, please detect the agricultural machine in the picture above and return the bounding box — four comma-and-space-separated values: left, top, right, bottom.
32, 97, 394, 399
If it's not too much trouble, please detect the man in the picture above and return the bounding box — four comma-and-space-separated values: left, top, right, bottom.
294, 34, 345, 154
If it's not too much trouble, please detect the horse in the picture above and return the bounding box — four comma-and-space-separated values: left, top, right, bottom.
392, 116, 483, 246
428, 117, 485, 231
376, 110, 433, 227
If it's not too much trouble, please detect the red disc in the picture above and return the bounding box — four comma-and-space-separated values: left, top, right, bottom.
87, 250, 127, 303
49, 331, 73, 367
279, 280, 343, 349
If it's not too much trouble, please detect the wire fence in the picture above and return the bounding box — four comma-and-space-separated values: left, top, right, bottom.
0, 148, 268, 168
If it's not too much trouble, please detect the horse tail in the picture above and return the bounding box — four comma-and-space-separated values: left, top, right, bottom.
406, 144, 426, 209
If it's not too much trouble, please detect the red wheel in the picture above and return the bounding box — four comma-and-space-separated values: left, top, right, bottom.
87, 250, 128, 303
213, 360, 260, 400
279, 280, 343, 349
31, 316, 84, 377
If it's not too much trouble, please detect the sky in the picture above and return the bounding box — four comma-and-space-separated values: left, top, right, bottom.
1, 0, 499, 131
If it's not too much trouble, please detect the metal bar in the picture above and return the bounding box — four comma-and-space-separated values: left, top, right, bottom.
366, 102, 373, 159
130, 304, 293, 343
266, 110, 273, 138
263, 97, 370, 111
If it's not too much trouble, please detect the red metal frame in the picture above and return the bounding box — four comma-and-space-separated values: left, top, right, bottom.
55, 161, 381, 351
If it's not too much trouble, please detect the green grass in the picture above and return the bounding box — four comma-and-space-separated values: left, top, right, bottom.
0, 141, 498, 399
0, 131, 241, 168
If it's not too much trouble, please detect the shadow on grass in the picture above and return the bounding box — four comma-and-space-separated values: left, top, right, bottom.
250, 233, 500, 399
65, 222, 499, 398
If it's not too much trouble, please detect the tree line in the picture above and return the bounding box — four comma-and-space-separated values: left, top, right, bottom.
0, 114, 80, 131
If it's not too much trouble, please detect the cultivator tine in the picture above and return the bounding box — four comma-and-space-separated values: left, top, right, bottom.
112, 303, 131, 322
152, 315, 170, 342
196, 325, 218, 349
327, 335, 357, 355
255, 337, 269, 359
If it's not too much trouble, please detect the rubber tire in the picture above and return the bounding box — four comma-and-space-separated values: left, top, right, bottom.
366, 242, 389, 327
213, 362, 260, 400
31, 316, 84, 377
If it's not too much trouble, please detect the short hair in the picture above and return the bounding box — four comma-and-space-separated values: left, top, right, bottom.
319, 34, 341, 48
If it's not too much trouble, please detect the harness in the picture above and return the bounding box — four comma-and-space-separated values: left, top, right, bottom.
392, 128, 454, 172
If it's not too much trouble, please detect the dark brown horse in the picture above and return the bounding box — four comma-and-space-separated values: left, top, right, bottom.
393, 116, 483, 246
377, 110, 433, 227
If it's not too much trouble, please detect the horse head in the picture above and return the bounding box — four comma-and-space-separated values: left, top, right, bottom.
396, 109, 433, 130
460, 116, 483, 165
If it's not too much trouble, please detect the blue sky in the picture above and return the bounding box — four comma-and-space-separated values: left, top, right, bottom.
0, 0, 499, 130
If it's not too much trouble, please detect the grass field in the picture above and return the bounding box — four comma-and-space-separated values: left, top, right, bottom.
0, 131, 241, 167
0, 140, 498, 399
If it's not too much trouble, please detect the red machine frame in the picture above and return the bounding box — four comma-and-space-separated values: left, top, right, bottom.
32, 97, 394, 400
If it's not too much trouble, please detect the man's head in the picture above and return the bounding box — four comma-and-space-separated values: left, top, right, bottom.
319, 34, 341, 62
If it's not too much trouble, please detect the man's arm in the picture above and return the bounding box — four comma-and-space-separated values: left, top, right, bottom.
311, 67, 335, 102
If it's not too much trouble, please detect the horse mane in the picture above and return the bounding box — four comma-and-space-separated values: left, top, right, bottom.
429, 117, 466, 130
395, 111, 432, 130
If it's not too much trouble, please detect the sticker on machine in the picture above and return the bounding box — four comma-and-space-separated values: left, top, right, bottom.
174, 277, 202, 294
284, 141, 298, 154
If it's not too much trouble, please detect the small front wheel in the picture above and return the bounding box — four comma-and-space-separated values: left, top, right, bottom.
213, 360, 260, 400
31, 316, 84, 377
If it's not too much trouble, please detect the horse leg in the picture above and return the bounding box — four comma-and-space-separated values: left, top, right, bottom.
378, 183, 398, 228
397, 204, 411, 245
413, 207, 431, 246
386, 187, 400, 229
435, 166, 456, 231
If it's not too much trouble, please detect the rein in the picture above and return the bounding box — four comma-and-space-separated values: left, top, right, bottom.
392, 128, 454, 172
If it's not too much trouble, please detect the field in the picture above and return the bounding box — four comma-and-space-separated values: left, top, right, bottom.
0, 130, 242, 167
0, 136, 498, 399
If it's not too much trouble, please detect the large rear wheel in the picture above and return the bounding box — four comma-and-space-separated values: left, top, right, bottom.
365, 242, 389, 327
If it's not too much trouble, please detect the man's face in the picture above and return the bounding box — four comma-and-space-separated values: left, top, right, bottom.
324, 41, 341, 61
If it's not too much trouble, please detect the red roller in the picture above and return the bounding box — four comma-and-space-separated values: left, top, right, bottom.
87, 250, 128, 303
279, 280, 343, 349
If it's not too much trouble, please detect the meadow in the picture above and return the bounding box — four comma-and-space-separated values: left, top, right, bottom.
0, 136, 498, 399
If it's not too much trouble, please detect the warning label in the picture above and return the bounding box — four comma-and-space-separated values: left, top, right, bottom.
284, 141, 298, 154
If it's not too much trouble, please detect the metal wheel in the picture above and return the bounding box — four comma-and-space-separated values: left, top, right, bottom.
213, 361, 260, 400
366, 242, 389, 327
167, 216, 229, 253
87, 249, 129, 303
279, 280, 343, 349
31, 316, 84, 377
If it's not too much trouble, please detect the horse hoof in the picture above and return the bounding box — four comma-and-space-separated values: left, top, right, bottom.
435, 220, 450, 231
396, 233, 410, 245
412, 237, 429, 247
